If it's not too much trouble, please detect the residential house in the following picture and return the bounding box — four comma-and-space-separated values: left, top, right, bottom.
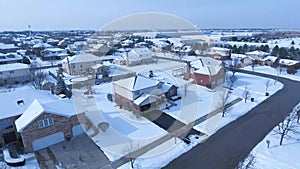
0, 53, 23, 65
0, 43, 19, 54
184, 57, 226, 89
32, 43, 52, 57
91, 43, 111, 56
113, 75, 177, 112
41, 48, 68, 60
114, 47, 153, 66
230, 53, 253, 67
0, 89, 86, 153
208, 47, 231, 60
245, 50, 269, 64
61, 53, 102, 75
0, 63, 32, 85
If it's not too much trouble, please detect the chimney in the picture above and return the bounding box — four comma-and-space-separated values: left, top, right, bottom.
50, 85, 55, 94
125, 51, 129, 66
149, 70, 154, 78
184, 62, 191, 80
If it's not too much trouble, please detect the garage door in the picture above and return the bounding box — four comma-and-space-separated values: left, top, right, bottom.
72, 125, 84, 137
32, 132, 64, 151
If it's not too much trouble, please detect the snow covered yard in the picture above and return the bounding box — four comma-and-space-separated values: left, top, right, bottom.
0, 153, 39, 169
194, 72, 284, 136
251, 103, 300, 169
244, 65, 300, 81
79, 83, 168, 161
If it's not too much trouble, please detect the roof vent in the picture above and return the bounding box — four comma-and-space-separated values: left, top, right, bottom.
17, 100, 24, 105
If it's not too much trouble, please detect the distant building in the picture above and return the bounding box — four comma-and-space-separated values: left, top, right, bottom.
114, 47, 153, 66
0, 63, 32, 85
0, 53, 23, 65
41, 48, 68, 60
61, 53, 102, 75
208, 47, 231, 60
0, 43, 19, 54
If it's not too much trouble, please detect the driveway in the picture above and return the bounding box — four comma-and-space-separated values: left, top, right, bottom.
165, 70, 300, 169
36, 133, 112, 169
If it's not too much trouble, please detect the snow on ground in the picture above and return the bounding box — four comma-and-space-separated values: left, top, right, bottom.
77, 83, 168, 161
118, 135, 207, 169
252, 129, 300, 169
194, 72, 284, 136
244, 65, 300, 81
0, 153, 39, 169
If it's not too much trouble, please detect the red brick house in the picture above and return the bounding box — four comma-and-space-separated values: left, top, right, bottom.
184, 57, 226, 89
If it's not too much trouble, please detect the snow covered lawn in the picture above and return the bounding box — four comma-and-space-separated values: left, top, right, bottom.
194, 72, 284, 136
244, 65, 300, 81
0, 153, 39, 169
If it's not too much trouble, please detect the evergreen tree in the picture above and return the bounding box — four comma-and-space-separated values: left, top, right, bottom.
279, 47, 289, 59
232, 45, 238, 53
271, 45, 280, 56
291, 40, 295, 45
55, 75, 66, 95
243, 44, 249, 53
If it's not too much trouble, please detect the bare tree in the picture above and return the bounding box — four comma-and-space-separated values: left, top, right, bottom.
218, 89, 230, 117
230, 57, 239, 80
243, 86, 251, 103
265, 79, 271, 93
30, 60, 47, 90
273, 110, 300, 145
123, 143, 140, 168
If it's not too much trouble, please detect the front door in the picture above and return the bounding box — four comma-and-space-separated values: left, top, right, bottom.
3, 131, 17, 144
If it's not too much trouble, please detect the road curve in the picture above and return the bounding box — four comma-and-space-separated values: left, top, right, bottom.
165, 70, 300, 169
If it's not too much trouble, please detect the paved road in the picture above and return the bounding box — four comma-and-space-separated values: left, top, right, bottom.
165, 71, 300, 169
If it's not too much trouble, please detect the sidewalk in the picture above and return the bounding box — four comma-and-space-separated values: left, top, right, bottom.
111, 97, 242, 168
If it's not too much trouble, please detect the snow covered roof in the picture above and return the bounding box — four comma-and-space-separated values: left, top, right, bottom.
0, 89, 85, 121
33, 43, 52, 48
191, 57, 223, 76
210, 47, 230, 52
262, 56, 278, 62
15, 98, 86, 132
0, 63, 29, 72
0, 43, 18, 50
133, 94, 159, 106
279, 59, 300, 66
44, 48, 66, 52
231, 53, 247, 59
113, 75, 159, 92
62, 53, 102, 64
246, 50, 269, 56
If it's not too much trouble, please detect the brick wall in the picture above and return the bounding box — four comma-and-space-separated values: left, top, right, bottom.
20, 113, 83, 153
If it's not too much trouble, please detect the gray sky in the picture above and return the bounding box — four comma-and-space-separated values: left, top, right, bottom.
0, 0, 299, 31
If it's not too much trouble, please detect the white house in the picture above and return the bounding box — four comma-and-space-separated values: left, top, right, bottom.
114, 47, 153, 66
0, 53, 23, 64
42, 48, 68, 60
0, 63, 31, 85
61, 53, 102, 75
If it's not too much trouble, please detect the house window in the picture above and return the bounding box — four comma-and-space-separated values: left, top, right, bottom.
38, 117, 54, 128
0, 72, 2, 74
0, 119, 13, 130
9, 70, 14, 74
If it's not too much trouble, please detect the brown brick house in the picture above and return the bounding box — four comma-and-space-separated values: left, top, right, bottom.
15, 99, 86, 153
0, 89, 86, 153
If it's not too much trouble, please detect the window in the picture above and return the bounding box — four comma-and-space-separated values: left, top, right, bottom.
0, 119, 13, 130
9, 70, 14, 74
0, 72, 2, 74
38, 117, 54, 128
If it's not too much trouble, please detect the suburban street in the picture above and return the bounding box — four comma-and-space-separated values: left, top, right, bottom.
165, 70, 300, 169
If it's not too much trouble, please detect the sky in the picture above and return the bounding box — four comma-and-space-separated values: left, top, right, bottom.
0, 0, 300, 31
